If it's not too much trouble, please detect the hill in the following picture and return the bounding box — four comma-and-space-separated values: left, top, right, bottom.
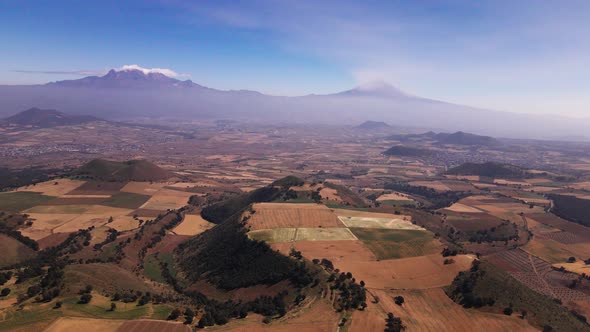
435, 131, 498, 146
383, 145, 434, 157
355, 120, 391, 130
1, 107, 99, 128
446, 162, 526, 178
74, 159, 172, 181
177, 176, 313, 290
549, 194, 590, 227
447, 261, 590, 331
175, 215, 311, 290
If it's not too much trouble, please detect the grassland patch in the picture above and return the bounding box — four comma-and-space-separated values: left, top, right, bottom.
101, 192, 151, 209
0, 192, 55, 211
350, 228, 441, 259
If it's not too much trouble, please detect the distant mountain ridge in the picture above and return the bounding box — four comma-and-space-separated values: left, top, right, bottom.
1, 68, 589, 139
46, 69, 204, 89
1, 107, 100, 128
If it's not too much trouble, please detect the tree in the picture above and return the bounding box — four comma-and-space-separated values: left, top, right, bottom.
78, 293, 92, 304
109, 302, 116, 311
385, 312, 404, 332
53, 301, 62, 309
503, 307, 513, 316
394, 296, 405, 306
184, 308, 195, 324
168, 308, 181, 320
0, 288, 10, 297
567, 257, 576, 263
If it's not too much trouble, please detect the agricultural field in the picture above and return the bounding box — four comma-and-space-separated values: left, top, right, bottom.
350, 228, 442, 259
486, 249, 590, 305
171, 213, 214, 236
0, 234, 36, 266
0, 192, 55, 211
246, 203, 344, 230
350, 288, 536, 332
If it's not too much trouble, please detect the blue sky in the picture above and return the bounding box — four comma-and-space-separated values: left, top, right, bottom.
1, 0, 589, 117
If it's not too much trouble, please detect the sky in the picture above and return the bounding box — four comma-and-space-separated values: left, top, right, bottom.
1, 0, 589, 117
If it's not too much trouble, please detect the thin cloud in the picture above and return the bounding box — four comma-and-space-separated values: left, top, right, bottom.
12, 69, 105, 76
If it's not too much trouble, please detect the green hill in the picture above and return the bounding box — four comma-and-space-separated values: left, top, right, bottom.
383, 145, 434, 157
447, 261, 590, 332
74, 159, 172, 181
446, 162, 526, 179
436, 131, 498, 146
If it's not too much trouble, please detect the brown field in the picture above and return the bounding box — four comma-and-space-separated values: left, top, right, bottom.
332, 209, 411, 220
117, 319, 190, 332
409, 180, 451, 191
172, 214, 214, 236
445, 213, 504, 232
271, 240, 377, 264
553, 261, 590, 275
211, 296, 339, 332
64, 263, 154, 293
120, 181, 168, 195
247, 203, 344, 230
21, 213, 78, 240
350, 288, 536, 332
44, 317, 124, 332
36, 232, 71, 250
107, 216, 140, 232
335, 254, 474, 289
493, 179, 532, 186
16, 179, 85, 196
24, 205, 132, 216
40, 197, 108, 206
129, 208, 165, 218
0, 234, 36, 267
526, 213, 590, 239
376, 192, 413, 201
319, 187, 340, 201
445, 203, 483, 213
539, 231, 587, 244
487, 249, 590, 303
66, 181, 128, 195
139, 189, 193, 210
53, 214, 110, 233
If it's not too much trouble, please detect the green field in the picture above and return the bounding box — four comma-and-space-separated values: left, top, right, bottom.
350, 228, 440, 259
102, 192, 151, 209
0, 192, 55, 211
144, 253, 176, 283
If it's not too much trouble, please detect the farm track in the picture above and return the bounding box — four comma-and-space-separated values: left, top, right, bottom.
529, 254, 556, 298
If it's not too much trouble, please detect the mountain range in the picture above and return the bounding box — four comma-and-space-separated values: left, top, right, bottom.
0, 68, 588, 139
